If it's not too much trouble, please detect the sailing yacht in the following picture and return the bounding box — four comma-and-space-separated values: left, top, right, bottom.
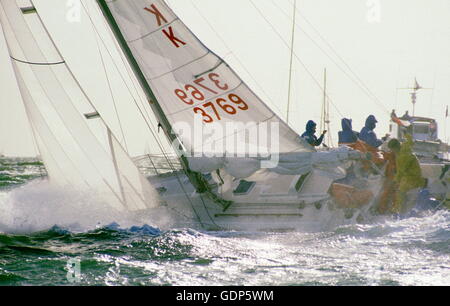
0, 0, 417, 230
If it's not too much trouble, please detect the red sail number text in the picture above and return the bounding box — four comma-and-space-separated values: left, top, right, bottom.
173, 73, 249, 123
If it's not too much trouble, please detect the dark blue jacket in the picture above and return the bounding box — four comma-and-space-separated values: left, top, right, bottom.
359, 115, 383, 148
338, 118, 359, 144
301, 120, 324, 147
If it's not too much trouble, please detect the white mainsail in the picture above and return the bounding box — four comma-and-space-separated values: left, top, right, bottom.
0, 0, 158, 211
98, 0, 312, 159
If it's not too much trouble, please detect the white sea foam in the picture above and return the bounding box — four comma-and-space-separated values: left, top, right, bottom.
0, 179, 173, 234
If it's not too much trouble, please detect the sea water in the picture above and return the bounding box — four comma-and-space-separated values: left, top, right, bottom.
0, 158, 449, 286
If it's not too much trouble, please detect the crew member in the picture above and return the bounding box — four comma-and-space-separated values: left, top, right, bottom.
359, 115, 383, 148
391, 134, 427, 213
301, 120, 326, 147
338, 118, 359, 144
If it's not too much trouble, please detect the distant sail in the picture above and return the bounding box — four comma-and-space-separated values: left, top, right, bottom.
98, 0, 311, 159
0, 0, 158, 211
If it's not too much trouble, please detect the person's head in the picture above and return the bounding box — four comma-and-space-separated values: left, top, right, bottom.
341, 118, 353, 131
365, 115, 378, 130
387, 138, 401, 153
306, 120, 317, 133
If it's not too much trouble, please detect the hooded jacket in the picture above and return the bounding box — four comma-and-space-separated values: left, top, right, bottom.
359, 115, 383, 148
301, 120, 324, 147
391, 134, 426, 213
395, 134, 425, 189
338, 118, 359, 144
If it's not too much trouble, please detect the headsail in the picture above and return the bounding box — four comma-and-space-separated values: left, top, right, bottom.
0, 0, 158, 211
96, 0, 312, 160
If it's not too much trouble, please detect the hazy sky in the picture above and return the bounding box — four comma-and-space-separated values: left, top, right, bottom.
1, 0, 449, 156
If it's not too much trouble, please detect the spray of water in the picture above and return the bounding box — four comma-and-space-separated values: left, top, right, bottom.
0, 179, 175, 234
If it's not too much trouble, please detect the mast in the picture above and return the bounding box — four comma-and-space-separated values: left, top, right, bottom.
286, 0, 297, 125
320, 68, 332, 147
398, 78, 432, 116
320, 68, 326, 135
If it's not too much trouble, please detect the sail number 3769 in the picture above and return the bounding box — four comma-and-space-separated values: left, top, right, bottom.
174, 73, 249, 123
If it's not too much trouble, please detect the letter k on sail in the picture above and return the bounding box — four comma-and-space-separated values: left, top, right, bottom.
144, 3, 187, 48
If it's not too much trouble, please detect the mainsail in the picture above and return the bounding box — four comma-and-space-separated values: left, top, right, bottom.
97, 0, 312, 162
0, 0, 158, 211
95, 0, 364, 194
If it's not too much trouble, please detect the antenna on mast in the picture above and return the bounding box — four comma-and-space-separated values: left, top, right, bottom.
398, 78, 432, 116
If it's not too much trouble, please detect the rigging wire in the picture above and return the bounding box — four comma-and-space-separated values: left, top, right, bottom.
80, 1, 168, 152
81, 1, 159, 134
278, 0, 390, 115
188, 0, 288, 120
87, 16, 130, 153
286, 0, 297, 125
248, 0, 345, 119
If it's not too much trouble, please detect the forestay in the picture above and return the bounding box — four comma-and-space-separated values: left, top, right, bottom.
0, 0, 158, 211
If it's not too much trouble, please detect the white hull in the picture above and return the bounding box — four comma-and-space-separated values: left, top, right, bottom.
136, 142, 449, 231
148, 169, 384, 231
419, 161, 449, 203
